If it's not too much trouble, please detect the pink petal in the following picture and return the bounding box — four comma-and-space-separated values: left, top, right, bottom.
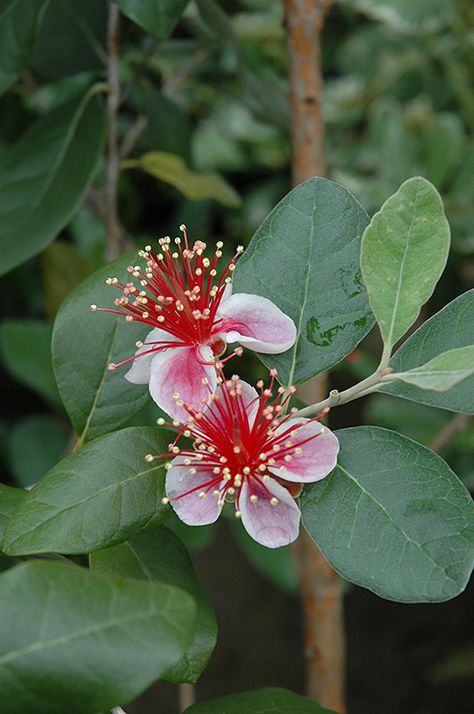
166, 458, 223, 525
125, 328, 179, 384
217, 293, 296, 354
216, 378, 259, 426
239, 477, 300, 548
148, 345, 217, 421
269, 418, 339, 483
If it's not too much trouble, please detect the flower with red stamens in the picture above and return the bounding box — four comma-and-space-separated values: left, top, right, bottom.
92, 226, 296, 420
147, 369, 339, 548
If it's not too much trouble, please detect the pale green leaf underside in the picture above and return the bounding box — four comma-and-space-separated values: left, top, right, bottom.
301, 427, 474, 603
361, 176, 450, 349
0, 560, 195, 714
381, 289, 474, 413
391, 346, 474, 391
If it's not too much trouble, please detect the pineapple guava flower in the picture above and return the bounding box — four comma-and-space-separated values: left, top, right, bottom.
92, 226, 296, 421
146, 369, 339, 548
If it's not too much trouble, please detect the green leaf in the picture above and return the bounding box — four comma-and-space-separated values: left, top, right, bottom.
52, 253, 150, 443
185, 687, 337, 713
126, 151, 241, 208
0, 0, 51, 95
390, 346, 474, 391
0, 560, 195, 714
360, 177, 450, 351
115, 0, 190, 40
424, 113, 464, 189
90, 528, 217, 683
41, 241, 93, 319
7, 415, 70, 487
0, 90, 105, 276
0, 485, 26, 542
301, 427, 474, 603
3, 427, 171, 556
380, 289, 474, 413
337, 0, 454, 32
0, 320, 61, 406
233, 177, 374, 385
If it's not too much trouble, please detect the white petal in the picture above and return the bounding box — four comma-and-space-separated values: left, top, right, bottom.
269, 418, 339, 483
124, 328, 179, 384
166, 458, 223, 525
148, 345, 217, 421
239, 477, 300, 548
216, 293, 296, 354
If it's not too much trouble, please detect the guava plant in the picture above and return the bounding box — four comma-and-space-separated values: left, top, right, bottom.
0, 174, 472, 713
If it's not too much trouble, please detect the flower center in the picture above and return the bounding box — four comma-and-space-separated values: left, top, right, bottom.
209, 337, 226, 357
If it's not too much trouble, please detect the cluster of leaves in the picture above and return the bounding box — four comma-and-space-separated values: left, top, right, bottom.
0, 1, 473, 713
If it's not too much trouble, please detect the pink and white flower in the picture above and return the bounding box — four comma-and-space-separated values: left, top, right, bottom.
146, 370, 339, 548
92, 226, 296, 421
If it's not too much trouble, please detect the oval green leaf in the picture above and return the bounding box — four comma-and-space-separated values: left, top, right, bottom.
115, 0, 189, 40
390, 346, 474, 391
301, 426, 474, 603
380, 289, 474, 413
233, 177, 374, 385
361, 177, 450, 351
0, 90, 105, 276
185, 687, 337, 714
90, 528, 217, 684
52, 253, 150, 443
3, 427, 171, 556
0, 0, 51, 95
0, 560, 195, 714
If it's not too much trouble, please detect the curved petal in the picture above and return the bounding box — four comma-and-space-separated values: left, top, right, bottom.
149, 345, 217, 421
166, 458, 224, 525
269, 418, 339, 483
124, 328, 179, 384
239, 477, 300, 548
219, 281, 233, 306
216, 293, 296, 354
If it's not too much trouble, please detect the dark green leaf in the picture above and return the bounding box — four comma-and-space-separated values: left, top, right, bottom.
31, 0, 107, 79
233, 177, 374, 385
115, 0, 189, 40
52, 253, 150, 443
185, 687, 337, 713
0, 320, 61, 406
380, 289, 474, 413
3, 427, 171, 556
0, 485, 26, 542
301, 427, 474, 603
6, 415, 70, 487
90, 528, 217, 683
0, 0, 51, 95
0, 560, 195, 714
0, 90, 105, 275
360, 177, 450, 351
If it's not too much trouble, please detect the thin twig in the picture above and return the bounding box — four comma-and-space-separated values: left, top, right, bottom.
105, 2, 123, 261
119, 115, 148, 159
284, 1, 345, 711
179, 683, 196, 711
429, 413, 471, 453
